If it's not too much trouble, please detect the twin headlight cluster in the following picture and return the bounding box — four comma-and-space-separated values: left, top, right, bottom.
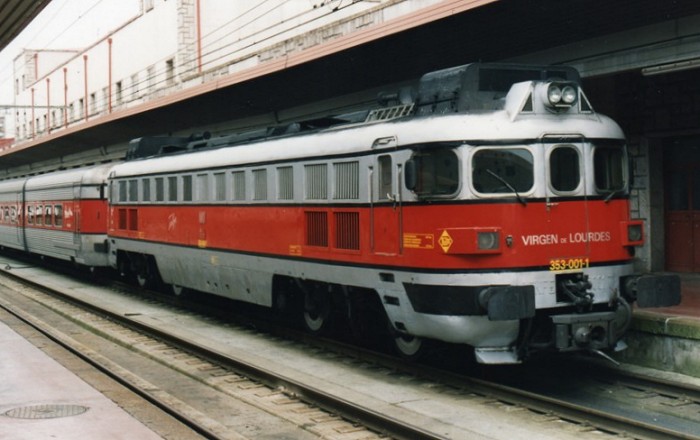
542, 81, 579, 110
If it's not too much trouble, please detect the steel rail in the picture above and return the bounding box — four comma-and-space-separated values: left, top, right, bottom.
1, 262, 698, 440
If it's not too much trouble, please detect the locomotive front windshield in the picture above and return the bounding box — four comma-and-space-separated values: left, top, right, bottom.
472, 148, 534, 194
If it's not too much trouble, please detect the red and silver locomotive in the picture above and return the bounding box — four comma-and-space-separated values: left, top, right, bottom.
0, 63, 680, 364
107, 63, 680, 363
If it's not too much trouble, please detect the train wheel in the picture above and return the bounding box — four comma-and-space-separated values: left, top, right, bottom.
302, 287, 331, 334
392, 333, 425, 359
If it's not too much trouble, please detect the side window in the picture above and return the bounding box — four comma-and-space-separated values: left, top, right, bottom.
36, 205, 43, 226
27, 205, 34, 225
44, 205, 52, 226
550, 146, 580, 192
378, 155, 392, 200
594, 144, 626, 192
405, 147, 459, 197
472, 148, 534, 194
54, 205, 63, 227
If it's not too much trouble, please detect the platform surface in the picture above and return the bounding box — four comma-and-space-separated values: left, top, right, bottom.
0, 320, 163, 440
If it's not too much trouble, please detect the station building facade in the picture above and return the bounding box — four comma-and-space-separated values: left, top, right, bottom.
6, 0, 700, 276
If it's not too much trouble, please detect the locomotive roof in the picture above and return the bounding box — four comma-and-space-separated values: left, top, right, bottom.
110, 109, 624, 179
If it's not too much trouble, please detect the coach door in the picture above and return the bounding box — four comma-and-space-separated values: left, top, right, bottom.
371, 152, 402, 255
665, 139, 700, 272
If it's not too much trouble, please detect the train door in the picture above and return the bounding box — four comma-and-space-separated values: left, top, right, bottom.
544, 140, 591, 262
371, 152, 403, 255
665, 139, 700, 272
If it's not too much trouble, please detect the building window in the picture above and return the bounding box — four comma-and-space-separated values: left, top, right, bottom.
166, 59, 175, 85
116, 81, 123, 104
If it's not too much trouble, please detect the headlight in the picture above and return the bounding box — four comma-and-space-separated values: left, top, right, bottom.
547, 85, 562, 105
627, 224, 642, 242
543, 82, 579, 109
477, 231, 500, 250
561, 85, 577, 105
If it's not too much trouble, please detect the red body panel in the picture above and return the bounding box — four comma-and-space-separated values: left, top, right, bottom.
109, 198, 633, 271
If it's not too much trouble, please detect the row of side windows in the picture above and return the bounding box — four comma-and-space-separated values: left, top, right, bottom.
0, 203, 63, 227
114, 160, 361, 204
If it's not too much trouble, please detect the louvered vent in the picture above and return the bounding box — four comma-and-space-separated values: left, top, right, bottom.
335, 212, 359, 250
365, 103, 414, 122
277, 166, 294, 200
306, 211, 328, 247
305, 164, 327, 200
334, 161, 359, 199
232, 171, 245, 201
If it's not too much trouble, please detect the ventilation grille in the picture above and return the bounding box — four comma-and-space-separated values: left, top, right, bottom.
232, 171, 245, 201
366, 103, 414, 123
306, 211, 328, 247
277, 166, 294, 200
253, 169, 267, 200
335, 212, 359, 250
305, 164, 328, 200
334, 161, 359, 199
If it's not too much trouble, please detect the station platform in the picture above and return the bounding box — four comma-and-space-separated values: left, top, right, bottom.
618, 274, 700, 377
0, 320, 163, 440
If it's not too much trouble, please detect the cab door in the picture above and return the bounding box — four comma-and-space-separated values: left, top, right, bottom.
544, 140, 591, 263
371, 152, 402, 255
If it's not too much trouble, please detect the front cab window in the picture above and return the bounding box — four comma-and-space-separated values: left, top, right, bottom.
550, 145, 581, 193
472, 148, 534, 194
405, 146, 459, 197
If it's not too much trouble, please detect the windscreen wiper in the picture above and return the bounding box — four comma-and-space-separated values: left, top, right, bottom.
486, 169, 527, 206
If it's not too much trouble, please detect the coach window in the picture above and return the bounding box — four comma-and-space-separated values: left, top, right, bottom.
405, 147, 459, 197
378, 155, 392, 200
155, 177, 165, 202
550, 146, 580, 192
27, 205, 34, 225
36, 205, 43, 226
168, 176, 178, 202
10, 206, 17, 224
54, 205, 63, 227
44, 205, 52, 226
472, 148, 534, 194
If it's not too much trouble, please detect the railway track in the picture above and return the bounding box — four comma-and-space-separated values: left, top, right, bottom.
0, 255, 698, 440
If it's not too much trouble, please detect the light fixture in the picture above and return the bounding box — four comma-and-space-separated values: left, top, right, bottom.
641, 58, 700, 76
